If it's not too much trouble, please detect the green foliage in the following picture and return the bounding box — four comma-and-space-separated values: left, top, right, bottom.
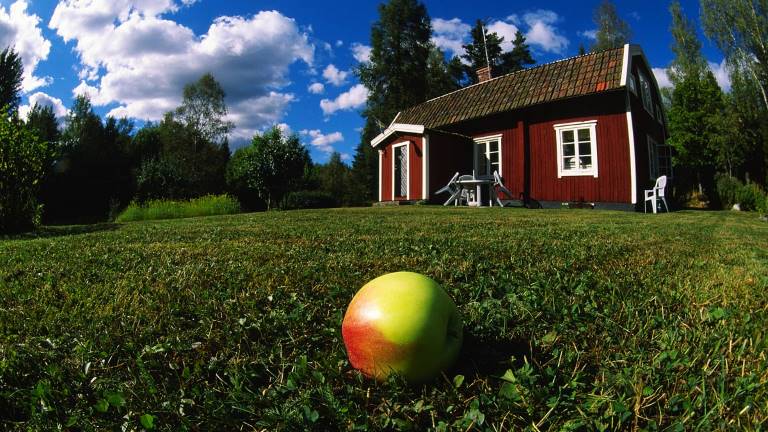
135, 157, 190, 202
0, 208, 766, 430
283, 190, 338, 210
736, 183, 766, 211
0, 47, 23, 112
173, 73, 234, 147
226, 126, 311, 210
715, 174, 744, 209
115, 195, 240, 222
0, 111, 50, 233
425, 46, 461, 98
40, 95, 133, 223
700, 0, 768, 111
461, 22, 535, 83
667, 1, 708, 85
591, 0, 631, 51
314, 152, 353, 206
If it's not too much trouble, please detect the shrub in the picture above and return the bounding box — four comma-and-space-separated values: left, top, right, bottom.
737, 183, 766, 212
116, 194, 240, 222
0, 112, 50, 234
715, 174, 742, 209
283, 190, 338, 210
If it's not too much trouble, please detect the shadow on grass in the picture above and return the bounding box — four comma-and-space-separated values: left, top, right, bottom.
3, 223, 121, 241
450, 332, 531, 378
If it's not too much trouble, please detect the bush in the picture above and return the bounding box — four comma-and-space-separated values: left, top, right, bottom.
116, 195, 240, 222
737, 183, 766, 211
0, 112, 50, 234
715, 174, 742, 209
283, 190, 338, 210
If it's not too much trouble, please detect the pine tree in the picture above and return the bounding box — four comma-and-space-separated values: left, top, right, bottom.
0, 47, 23, 113
591, 0, 631, 51
502, 31, 536, 74
426, 45, 461, 99
461, 20, 504, 83
353, 0, 433, 202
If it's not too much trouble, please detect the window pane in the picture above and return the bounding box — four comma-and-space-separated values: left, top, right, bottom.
579, 156, 592, 169
489, 141, 499, 152
563, 157, 575, 170
562, 130, 574, 143
577, 128, 590, 142
490, 153, 499, 164
563, 143, 575, 156
578, 142, 591, 156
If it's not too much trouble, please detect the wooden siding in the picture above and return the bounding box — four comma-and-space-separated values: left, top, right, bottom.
630, 57, 668, 201
379, 134, 423, 201
427, 133, 473, 202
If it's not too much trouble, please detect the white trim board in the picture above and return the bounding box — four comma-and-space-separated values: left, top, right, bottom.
626, 111, 637, 204
378, 149, 383, 202
391, 141, 410, 201
371, 123, 425, 148
422, 135, 429, 200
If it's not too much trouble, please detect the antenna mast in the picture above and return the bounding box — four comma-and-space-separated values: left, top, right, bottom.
481, 21, 491, 69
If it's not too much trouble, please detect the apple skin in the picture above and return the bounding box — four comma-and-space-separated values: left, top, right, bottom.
341, 272, 463, 382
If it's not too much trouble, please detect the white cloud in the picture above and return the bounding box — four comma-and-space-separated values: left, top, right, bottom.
335, 40, 343, 47
300, 128, 343, 153
341, 153, 351, 162
708, 59, 731, 92
351, 42, 371, 63
651, 61, 731, 92
579, 29, 597, 40
49, 3, 314, 141
322, 64, 349, 86
18, 91, 68, 120
486, 20, 520, 52
652, 67, 673, 89
522, 10, 569, 54
0, 1, 52, 92
432, 18, 471, 57
308, 82, 325, 94
320, 84, 368, 116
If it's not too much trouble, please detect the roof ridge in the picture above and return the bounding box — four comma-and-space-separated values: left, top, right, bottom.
403, 45, 625, 111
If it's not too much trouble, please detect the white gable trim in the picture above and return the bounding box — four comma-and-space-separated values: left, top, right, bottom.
620, 44, 630, 86
626, 111, 637, 204
422, 134, 430, 200
371, 123, 425, 148
378, 149, 383, 202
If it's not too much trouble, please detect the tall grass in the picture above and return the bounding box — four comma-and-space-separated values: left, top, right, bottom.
115, 195, 241, 222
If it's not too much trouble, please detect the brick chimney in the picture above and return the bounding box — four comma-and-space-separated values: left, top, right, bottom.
476, 66, 492, 83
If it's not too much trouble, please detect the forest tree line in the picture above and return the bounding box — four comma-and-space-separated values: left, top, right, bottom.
2, 0, 767, 234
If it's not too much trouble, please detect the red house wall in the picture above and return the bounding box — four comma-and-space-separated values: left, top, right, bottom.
379, 134, 423, 201
428, 132, 473, 201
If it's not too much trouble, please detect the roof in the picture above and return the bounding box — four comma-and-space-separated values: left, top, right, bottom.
392, 45, 627, 130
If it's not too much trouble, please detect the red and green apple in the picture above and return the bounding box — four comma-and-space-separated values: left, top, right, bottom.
341, 272, 463, 382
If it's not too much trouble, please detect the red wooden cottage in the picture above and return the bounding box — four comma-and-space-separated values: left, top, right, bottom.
370, 44, 672, 210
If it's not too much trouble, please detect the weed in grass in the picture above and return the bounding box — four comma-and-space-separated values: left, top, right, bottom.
115, 194, 241, 222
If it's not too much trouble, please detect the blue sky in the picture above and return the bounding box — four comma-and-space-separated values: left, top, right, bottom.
1, 0, 729, 164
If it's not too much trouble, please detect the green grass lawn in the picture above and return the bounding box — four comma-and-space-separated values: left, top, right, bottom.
1, 207, 766, 431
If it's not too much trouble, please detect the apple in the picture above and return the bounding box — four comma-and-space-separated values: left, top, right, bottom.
341, 272, 463, 382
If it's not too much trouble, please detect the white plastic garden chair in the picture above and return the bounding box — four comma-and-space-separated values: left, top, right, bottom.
644, 175, 669, 214
435, 172, 463, 206
492, 171, 514, 207
457, 174, 479, 206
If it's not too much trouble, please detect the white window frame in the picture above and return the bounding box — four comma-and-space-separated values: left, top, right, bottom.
638, 70, 653, 114
391, 141, 409, 200
473, 134, 503, 178
554, 120, 599, 178
628, 75, 638, 95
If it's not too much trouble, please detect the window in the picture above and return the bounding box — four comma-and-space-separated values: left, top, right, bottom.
474, 135, 502, 177
638, 71, 653, 113
555, 120, 598, 178
647, 135, 673, 180
392, 142, 409, 198
628, 75, 638, 95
